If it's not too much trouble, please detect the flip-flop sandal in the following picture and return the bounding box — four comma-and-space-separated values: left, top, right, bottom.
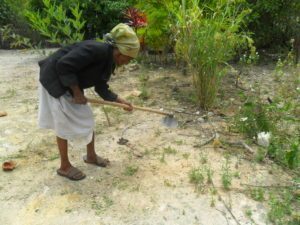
57, 166, 86, 181
83, 155, 110, 167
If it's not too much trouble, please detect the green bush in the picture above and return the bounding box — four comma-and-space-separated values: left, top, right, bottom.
235, 101, 273, 139
0, 0, 14, 26
0, 0, 37, 49
244, 0, 300, 48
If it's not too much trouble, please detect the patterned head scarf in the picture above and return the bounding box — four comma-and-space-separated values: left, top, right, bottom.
104, 23, 140, 58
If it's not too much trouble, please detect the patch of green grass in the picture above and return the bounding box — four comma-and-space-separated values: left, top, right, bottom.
268, 191, 293, 225
1, 152, 27, 161
249, 188, 265, 202
91, 196, 114, 215
164, 179, 176, 188
233, 171, 241, 179
65, 208, 72, 213
143, 149, 151, 156
210, 187, 217, 195
154, 129, 161, 137
189, 168, 205, 191
175, 140, 184, 145
210, 196, 215, 207
1, 88, 16, 99
139, 84, 150, 100
123, 165, 139, 176
138, 73, 149, 83
182, 153, 190, 160
255, 147, 267, 163
48, 155, 59, 161
234, 100, 273, 139
102, 106, 123, 119
206, 167, 214, 184
221, 158, 232, 190
160, 153, 166, 163
130, 184, 141, 192
245, 208, 252, 218
125, 95, 144, 106
199, 152, 208, 164
173, 88, 198, 105
163, 146, 177, 155
94, 123, 104, 135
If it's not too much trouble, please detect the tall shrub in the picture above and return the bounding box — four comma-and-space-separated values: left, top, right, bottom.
172, 0, 251, 109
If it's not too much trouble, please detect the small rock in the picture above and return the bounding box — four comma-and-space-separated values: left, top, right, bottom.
257, 132, 271, 147
197, 118, 205, 123
131, 90, 142, 97
207, 112, 214, 117
128, 63, 140, 71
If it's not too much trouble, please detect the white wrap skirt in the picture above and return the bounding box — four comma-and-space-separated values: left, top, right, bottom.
38, 84, 94, 145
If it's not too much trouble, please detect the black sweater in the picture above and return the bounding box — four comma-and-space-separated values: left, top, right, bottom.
39, 40, 117, 101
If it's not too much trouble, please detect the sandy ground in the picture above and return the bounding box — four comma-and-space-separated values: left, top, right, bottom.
0, 49, 294, 225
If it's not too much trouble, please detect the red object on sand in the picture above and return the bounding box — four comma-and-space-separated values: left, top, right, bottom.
2, 161, 16, 171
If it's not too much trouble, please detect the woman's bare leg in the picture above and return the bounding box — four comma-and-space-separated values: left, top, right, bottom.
56, 136, 85, 180
56, 136, 72, 171
86, 132, 97, 160
85, 132, 110, 166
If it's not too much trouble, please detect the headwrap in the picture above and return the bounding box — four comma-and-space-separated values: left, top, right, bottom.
104, 23, 140, 58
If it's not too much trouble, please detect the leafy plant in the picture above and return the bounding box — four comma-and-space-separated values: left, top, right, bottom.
124, 7, 147, 31
163, 146, 177, 155
25, 0, 86, 45
268, 191, 293, 225
28, 0, 134, 39
0, 0, 14, 26
221, 157, 232, 190
123, 165, 139, 176
244, 0, 300, 49
172, 0, 252, 109
235, 101, 273, 139
286, 141, 300, 169
136, 0, 178, 53
189, 167, 205, 191
249, 188, 265, 202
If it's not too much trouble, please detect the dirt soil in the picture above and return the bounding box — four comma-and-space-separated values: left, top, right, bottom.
0, 49, 295, 225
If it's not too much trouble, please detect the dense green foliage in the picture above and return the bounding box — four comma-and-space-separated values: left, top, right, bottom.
27, 0, 134, 39
25, 0, 86, 45
235, 60, 300, 170
1, 0, 300, 50
245, 0, 300, 48
135, 0, 177, 52
0, 0, 14, 26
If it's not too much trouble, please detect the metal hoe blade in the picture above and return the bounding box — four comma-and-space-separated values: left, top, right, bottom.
161, 115, 178, 128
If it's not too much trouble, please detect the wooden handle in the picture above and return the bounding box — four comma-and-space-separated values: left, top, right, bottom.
87, 98, 172, 116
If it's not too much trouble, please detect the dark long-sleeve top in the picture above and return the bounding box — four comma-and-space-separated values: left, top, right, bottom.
39, 40, 118, 101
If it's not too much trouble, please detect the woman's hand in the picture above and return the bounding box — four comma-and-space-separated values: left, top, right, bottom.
116, 97, 133, 111
73, 93, 87, 104
70, 85, 87, 104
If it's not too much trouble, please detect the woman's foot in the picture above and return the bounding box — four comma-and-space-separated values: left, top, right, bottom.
83, 155, 110, 167
57, 166, 86, 181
